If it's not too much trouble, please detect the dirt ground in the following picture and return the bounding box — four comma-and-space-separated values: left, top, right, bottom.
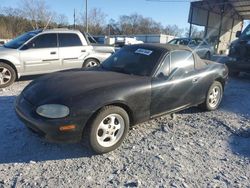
0, 73, 249, 188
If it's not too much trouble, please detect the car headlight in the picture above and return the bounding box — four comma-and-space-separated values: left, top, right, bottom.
36, 104, 70, 119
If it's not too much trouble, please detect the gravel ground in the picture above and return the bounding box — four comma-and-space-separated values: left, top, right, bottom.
0, 74, 250, 188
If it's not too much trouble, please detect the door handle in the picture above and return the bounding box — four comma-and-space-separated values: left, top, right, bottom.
192, 77, 199, 83
50, 51, 56, 55
81, 50, 86, 52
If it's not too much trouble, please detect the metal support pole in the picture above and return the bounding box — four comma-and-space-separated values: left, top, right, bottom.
217, 15, 223, 54
189, 7, 193, 38
85, 0, 88, 33
217, 1, 225, 54
204, 10, 210, 38
229, 18, 235, 43
74, 9, 76, 29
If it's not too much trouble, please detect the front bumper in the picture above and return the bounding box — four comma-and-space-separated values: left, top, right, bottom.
226, 56, 250, 73
15, 95, 86, 143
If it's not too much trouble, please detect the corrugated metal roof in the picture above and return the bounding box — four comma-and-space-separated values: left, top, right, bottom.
230, 0, 250, 19
191, 0, 250, 20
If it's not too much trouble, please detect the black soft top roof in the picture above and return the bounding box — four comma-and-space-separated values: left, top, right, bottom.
129, 43, 208, 69
131, 43, 192, 52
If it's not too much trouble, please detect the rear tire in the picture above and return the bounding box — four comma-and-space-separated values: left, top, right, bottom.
0, 62, 16, 88
88, 106, 129, 154
83, 59, 100, 68
200, 81, 223, 111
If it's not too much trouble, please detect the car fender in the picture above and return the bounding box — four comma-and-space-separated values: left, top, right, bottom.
0, 54, 22, 78
71, 80, 151, 126
84, 52, 112, 63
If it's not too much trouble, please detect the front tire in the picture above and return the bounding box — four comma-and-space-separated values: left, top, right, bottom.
0, 63, 16, 88
89, 106, 129, 154
200, 81, 223, 111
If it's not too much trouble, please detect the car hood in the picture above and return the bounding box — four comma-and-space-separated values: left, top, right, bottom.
22, 69, 144, 105
0, 46, 17, 55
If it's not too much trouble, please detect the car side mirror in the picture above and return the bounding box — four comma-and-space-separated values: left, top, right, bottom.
156, 72, 167, 80
236, 31, 241, 38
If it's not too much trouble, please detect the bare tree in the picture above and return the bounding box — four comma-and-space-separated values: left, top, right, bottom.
77, 8, 107, 35
20, 0, 54, 29
117, 13, 163, 35
163, 25, 184, 37
0, 6, 32, 38
107, 19, 121, 35
185, 26, 205, 38
0, 4, 68, 38
56, 14, 69, 27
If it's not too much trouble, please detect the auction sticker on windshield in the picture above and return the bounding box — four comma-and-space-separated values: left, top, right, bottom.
135, 48, 153, 56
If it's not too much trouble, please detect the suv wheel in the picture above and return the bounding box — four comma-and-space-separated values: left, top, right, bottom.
83, 59, 100, 68
0, 63, 16, 88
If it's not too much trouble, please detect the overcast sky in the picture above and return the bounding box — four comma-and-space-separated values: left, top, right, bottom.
1, 0, 191, 28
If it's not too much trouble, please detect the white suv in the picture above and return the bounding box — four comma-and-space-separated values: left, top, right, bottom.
0, 29, 114, 88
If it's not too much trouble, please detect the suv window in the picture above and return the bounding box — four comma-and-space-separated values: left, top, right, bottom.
241, 24, 250, 40
189, 39, 197, 46
169, 39, 189, 46
170, 50, 194, 73
196, 39, 207, 45
29, 34, 57, 48
59, 33, 82, 47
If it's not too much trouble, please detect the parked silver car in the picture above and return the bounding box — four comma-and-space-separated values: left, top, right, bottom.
0, 29, 114, 88
168, 38, 214, 60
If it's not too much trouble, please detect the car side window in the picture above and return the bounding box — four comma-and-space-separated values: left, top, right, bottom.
170, 50, 195, 75
178, 39, 189, 45
156, 55, 170, 78
189, 40, 197, 46
169, 39, 177, 45
28, 34, 57, 48
59, 33, 82, 47
197, 39, 207, 46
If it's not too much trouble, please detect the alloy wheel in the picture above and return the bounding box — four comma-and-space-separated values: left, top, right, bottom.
96, 114, 125, 148
0, 67, 12, 85
208, 86, 221, 108
86, 61, 98, 67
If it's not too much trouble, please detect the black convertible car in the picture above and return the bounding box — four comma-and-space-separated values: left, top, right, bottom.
16, 44, 228, 153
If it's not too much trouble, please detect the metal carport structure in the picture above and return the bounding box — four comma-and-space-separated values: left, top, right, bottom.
189, 0, 250, 54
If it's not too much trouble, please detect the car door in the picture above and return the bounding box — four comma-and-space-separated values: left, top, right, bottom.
19, 33, 60, 74
58, 33, 89, 69
151, 50, 202, 116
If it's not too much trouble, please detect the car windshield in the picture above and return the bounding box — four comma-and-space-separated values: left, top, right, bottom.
101, 46, 164, 76
241, 24, 250, 40
4, 30, 41, 49
169, 39, 189, 45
